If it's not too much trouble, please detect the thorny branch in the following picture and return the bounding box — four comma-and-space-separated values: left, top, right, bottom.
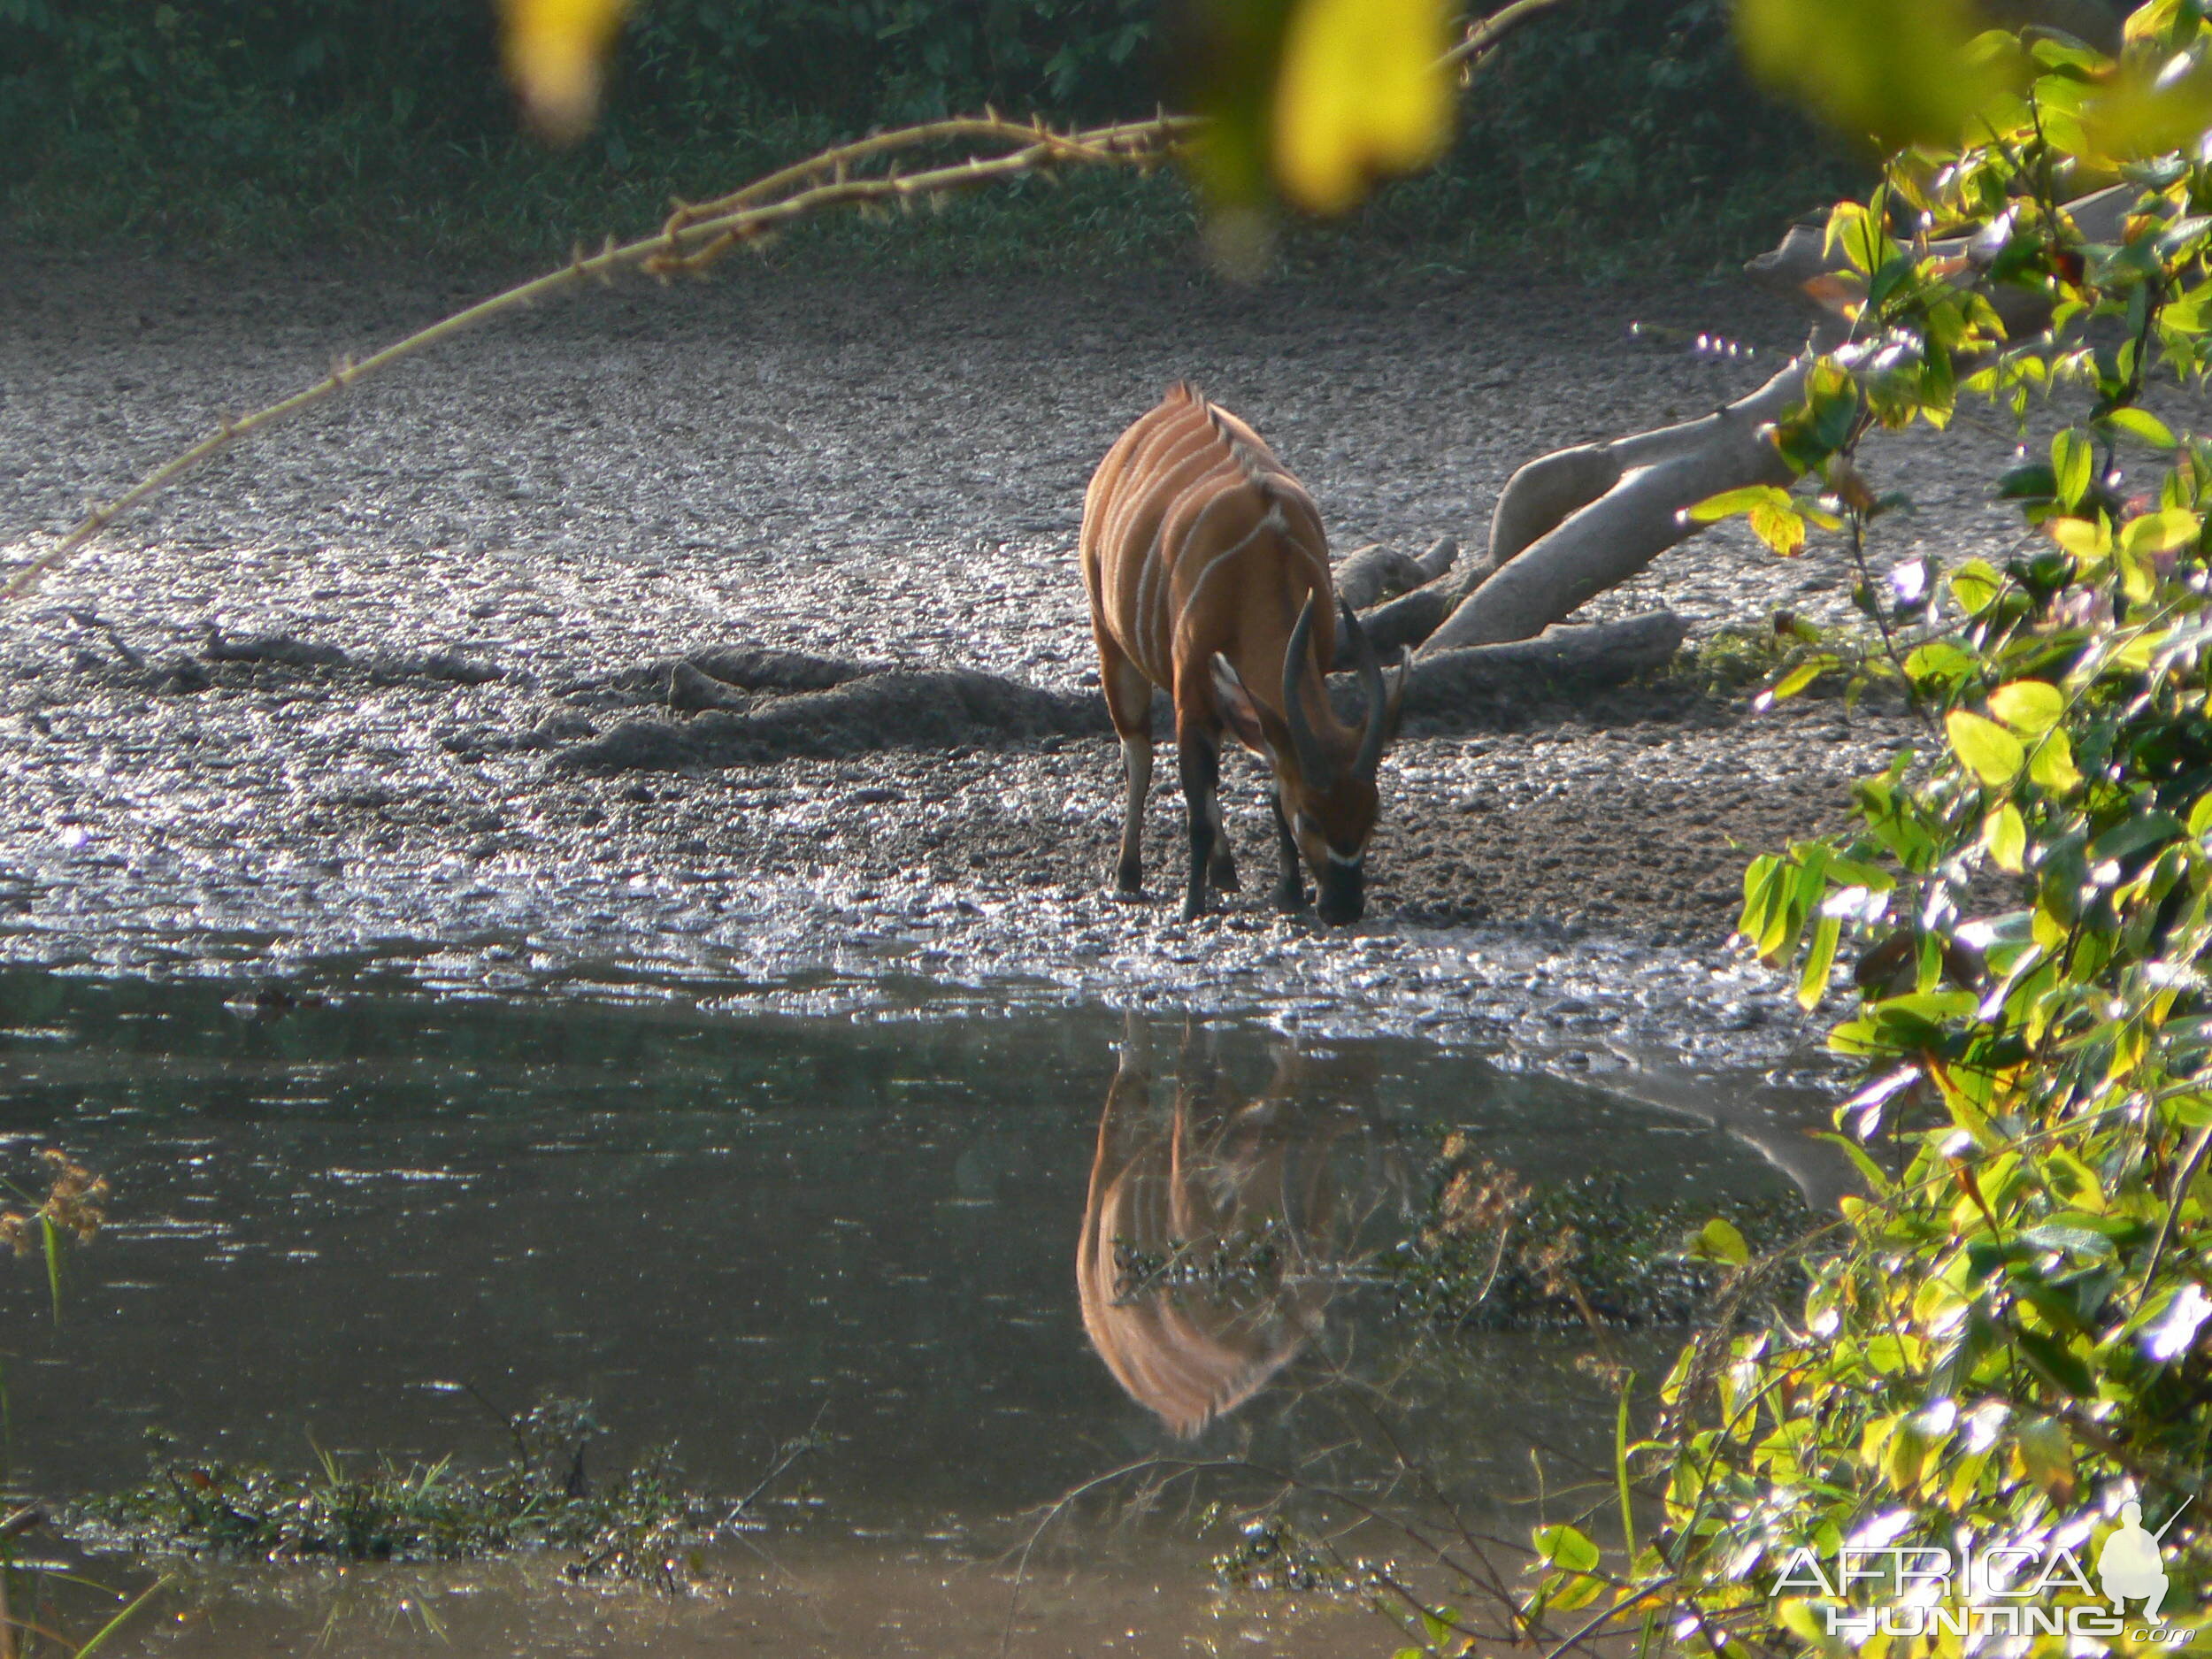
4, 0, 1578, 607
1445, 0, 1583, 71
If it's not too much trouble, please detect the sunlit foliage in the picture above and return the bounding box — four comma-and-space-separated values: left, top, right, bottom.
1523, 4, 2212, 1651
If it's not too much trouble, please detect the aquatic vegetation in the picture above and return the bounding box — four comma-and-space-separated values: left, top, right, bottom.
78, 1395, 811, 1589
1383, 1147, 1813, 1331
0, 1150, 108, 1326
0, 1151, 167, 1659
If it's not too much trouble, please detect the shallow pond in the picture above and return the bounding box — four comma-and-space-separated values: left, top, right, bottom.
0, 971, 1833, 1656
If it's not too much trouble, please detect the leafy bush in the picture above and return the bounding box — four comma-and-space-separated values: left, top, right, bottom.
1425, 0, 1855, 257
1507, 6, 2212, 1650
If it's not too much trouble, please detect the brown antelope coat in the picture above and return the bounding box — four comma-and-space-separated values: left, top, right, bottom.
1079, 384, 1402, 923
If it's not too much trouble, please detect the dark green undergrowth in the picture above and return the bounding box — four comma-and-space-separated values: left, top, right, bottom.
1, 0, 1861, 275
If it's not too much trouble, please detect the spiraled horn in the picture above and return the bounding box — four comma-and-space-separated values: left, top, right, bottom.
1282, 593, 1333, 786
1345, 601, 1389, 779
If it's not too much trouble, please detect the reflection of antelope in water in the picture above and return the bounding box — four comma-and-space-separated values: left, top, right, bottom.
1078, 1020, 1340, 1437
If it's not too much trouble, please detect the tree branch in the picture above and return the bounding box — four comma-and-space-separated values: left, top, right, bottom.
2, 114, 1194, 603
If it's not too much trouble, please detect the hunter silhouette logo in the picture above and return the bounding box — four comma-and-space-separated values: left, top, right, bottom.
2100, 1500, 2183, 1623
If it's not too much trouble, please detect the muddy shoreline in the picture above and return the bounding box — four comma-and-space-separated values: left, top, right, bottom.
0, 246, 2012, 1070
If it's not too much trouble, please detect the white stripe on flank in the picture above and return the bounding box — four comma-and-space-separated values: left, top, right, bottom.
1279, 522, 1331, 585
1143, 465, 1236, 675
1172, 505, 1279, 648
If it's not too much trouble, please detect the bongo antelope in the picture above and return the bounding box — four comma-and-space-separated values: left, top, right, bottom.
1079, 384, 1403, 925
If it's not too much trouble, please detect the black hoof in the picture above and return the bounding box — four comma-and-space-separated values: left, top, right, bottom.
1274, 880, 1309, 912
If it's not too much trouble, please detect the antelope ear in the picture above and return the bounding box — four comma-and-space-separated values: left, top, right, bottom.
1210, 655, 1270, 754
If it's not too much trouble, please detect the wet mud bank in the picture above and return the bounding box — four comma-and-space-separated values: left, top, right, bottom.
0, 247, 1981, 1070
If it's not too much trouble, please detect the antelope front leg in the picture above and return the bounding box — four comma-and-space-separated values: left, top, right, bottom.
1177, 729, 1225, 921
1271, 789, 1308, 913
1116, 732, 1152, 896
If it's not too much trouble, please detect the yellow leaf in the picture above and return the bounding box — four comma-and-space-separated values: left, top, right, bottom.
499, 0, 627, 145
2028, 727, 2084, 795
1947, 710, 2024, 787
2047, 514, 2110, 563
1988, 680, 2064, 738
1984, 803, 2027, 872
1272, 0, 1452, 215
2082, 55, 2212, 162
1748, 497, 1808, 556
2124, 507, 2200, 557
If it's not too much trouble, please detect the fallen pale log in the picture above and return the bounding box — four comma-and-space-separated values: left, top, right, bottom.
1336, 535, 1457, 611
1356, 580, 1455, 659
1412, 172, 2141, 655
1421, 367, 1809, 651
1743, 182, 2131, 331
555, 609, 1686, 776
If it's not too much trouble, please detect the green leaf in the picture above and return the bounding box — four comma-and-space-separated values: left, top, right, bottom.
1534, 1522, 1600, 1572
1739, 855, 1788, 949
1734, 0, 2024, 147
1996, 459, 2060, 500
2012, 1414, 2076, 1497
2089, 810, 2185, 862
2013, 1328, 2096, 1399
1905, 640, 1978, 688
1947, 710, 2024, 787
1770, 657, 1834, 701
1799, 915, 1841, 1009
2103, 406, 2178, 448
2051, 427, 2094, 511
2187, 789, 2212, 838
1950, 558, 2004, 614
42, 1212, 62, 1326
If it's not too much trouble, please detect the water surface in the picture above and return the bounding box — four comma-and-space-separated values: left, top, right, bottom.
0, 971, 1824, 1655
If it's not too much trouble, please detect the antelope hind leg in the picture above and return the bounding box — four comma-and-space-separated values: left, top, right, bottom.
1116, 733, 1153, 896
1101, 651, 1154, 897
